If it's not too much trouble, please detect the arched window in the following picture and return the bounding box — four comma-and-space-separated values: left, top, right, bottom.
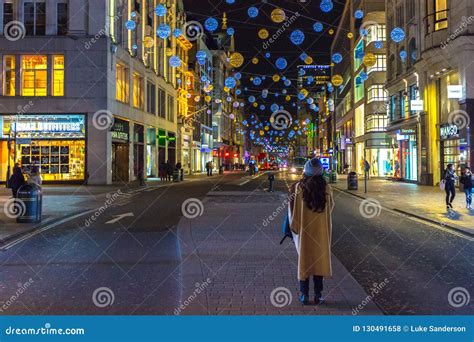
408, 38, 417, 67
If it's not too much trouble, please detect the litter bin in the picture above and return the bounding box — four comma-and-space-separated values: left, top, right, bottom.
16, 183, 42, 223
347, 172, 358, 190
329, 170, 337, 184
173, 169, 180, 182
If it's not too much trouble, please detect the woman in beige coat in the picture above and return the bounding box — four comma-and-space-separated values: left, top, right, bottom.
289, 158, 335, 305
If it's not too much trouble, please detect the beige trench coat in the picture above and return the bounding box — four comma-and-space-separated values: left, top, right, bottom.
289, 182, 335, 281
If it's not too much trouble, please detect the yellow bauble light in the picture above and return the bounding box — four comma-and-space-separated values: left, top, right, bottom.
272, 74, 280, 82
143, 36, 154, 48
224, 86, 230, 93
347, 32, 354, 39
259, 130, 264, 136
229, 52, 244, 68
258, 29, 269, 39
166, 47, 173, 56
329, 29, 334, 35
271, 8, 286, 23
304, 56, 313, 65
253, 102, 258, 107
264, 126, 269, 131
331, 74, 343, 87
285, 95, 291, 101
252, 57, 259, 64
363, 53, 377, 67
300, 88, 309, 97
205, 95, 211, 102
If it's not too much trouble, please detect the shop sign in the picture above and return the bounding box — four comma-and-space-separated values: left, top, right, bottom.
320, 157, 330, 170
410, 100, 424, 111
396, 133, 409, 141
447, 85, 463, 99
15, 121, 82, 133
440, 124, 459, 140
111, 118, 129, 142
401, 128, 416, 135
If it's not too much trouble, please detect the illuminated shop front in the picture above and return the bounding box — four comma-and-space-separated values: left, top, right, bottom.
111, 118, 130, 183
439, 123, 470, 174
0, 114, 86, 182
392, 127, 418, 181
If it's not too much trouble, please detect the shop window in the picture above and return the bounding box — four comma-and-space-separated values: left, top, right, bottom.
158, 88, 166, 118
146, 82, 156, 114
354, 105, 365, 137
116, 63, 129, 103
354, 72, 364, 103
167, 95, 175, 122
367, 55, 387, 74
409, 84, 419, 116
132, 73, 144, 109
367, 85, 387, 103
3, 55, 16, 96
3, 3, 14, 30
389, 95, 397, 121
57, 3, 68, 35
52, 55, 64, 96
434, 0, 448, 31
367, 24, 386, 43
24, 2, 46, 36
353, 40, 364, 71
21, 55, 47, 96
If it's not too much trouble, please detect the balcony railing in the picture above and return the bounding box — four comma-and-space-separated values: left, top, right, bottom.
424, 9, 449, 34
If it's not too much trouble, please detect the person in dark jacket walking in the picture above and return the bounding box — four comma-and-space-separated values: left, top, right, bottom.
165, 161, 173, 182
443, 164, 458, 211
268, 173, 275, 192
460, 166, 473, 209
9, 164, 26, 198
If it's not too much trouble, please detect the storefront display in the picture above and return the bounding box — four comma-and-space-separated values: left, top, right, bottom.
0, 114, 86, 182
393, 127, 418, 181
111, 117, 130, 182
440, 123, 469, 174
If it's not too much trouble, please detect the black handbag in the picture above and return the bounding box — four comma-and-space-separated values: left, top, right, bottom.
280, 213, 293, 244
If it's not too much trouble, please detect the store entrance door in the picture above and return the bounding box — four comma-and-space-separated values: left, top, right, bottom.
112, 143, 129, 183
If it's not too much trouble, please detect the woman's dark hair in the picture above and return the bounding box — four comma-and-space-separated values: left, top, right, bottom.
447, 163, 453, 169
300, 174, 327, 212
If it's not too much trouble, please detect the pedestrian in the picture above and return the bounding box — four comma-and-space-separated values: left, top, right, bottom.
268, 173, 275, 192
8, 164, 26, 198
165, 160, 173, 182
27, 165, 42, 187
159, 162, 166, 182
209, 161, 213, 176
289, 158, 335, 305
442, 163, 458, 211
460, 166, 473, 209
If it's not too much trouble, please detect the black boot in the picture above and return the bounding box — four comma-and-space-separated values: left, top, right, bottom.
299, 280, 310, 305
313, 276, 324, 305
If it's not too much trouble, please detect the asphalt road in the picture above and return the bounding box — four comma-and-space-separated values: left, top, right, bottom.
1, 171, 472, 315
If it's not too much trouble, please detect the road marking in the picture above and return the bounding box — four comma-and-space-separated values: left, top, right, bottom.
105, 212, 134, 224
238, 172, 266, 186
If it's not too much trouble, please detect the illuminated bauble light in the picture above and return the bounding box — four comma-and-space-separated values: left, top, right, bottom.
354, 9, 364, 19
225, 77, 237, 89
252, 57, 259, 64
259, 130, 264, 136
227, 27, 235, 36
253, 102, 259, 108
248, 96, 256, 103
282, 89, 287, 94
248, 6, 259, 18
307, 98, 314, 104
270, 103, 279, 112
226, 96, 232, 102
258, 28, 269, 39
285, 95, 291, 101
204, 17, 219, 32
390, 27, 405, 43
363, 52, 377, 67
224, 86, 230, 93
173, 28, 182, 38
400, 50, 408, 59
130, 11, 137, 19
196, 50, 207, 60
290, 30, 305, 45
166, 47, 173, 56
201, 75, 207, 82
169, 56, 181, 67
265, 52, 271, 58
329, 28, 334, 35
332, 53, 343, 64
313, 22, 324, 32
271, 8, 286, 23
347, 32, 354, 39
284, 79, 292, 87
229, 52, 244, 68
132, 44, 138, 50
272, 74, 280, 82
143, 36, 154, 48
300, 52, 308, 61
374, 41, 383, 49
360, 71, 368, 81
252, 77, 262, 86
157, 24, 171, 38
204, 84, 214, 93
155, 4, 167, 17
262, 89, 269, 97
259, 105, 265, 110
304, 56, 313, 65
194, 96, 201, 102
355, 50, 365, 59
126, 20, 136, 30
226, 0, 235, 3
275, 57, 288, 70
320, 0, 334, 13
205, 95, 211, 102
236, 89, 241, 95
331, 74, 343, 87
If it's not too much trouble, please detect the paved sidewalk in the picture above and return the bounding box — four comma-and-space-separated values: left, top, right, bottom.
333, 175, 474, 235
176, 190, 382, 315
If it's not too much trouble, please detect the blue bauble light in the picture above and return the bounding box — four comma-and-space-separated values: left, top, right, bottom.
236, 89, 241, 95
390, 27, 405, 43
253, 77, 262, 86
155, 4, 167, 17
275, 57, 288, 70
225, 77, 237, 89
354, 10, 364, 19
234, 72, 242, 80
204, 17, 219, 32
270, 104, 279, 112
399, 50, 407, 60
290, 30, 305, 45
248, 7, 259, 18
227, 27, 235, 36
196, 50, 207, 60
313, 22, 323, 32
355, 50, 365, 59
374, 41, 383, 49
157, 24, 171, 38
360, 71, 368, 81
260, 105, 266, 110
226, 0, 235, 3
332, 53, 343, 64
248, 96, 256, 103
284, 79, 292, 87
126, 20, 136, 30
320, 0, 334, 12
169, 55, 181, 67
300, 52, 308, 61
265, 52, 271, 58
173, 28, 182, 38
